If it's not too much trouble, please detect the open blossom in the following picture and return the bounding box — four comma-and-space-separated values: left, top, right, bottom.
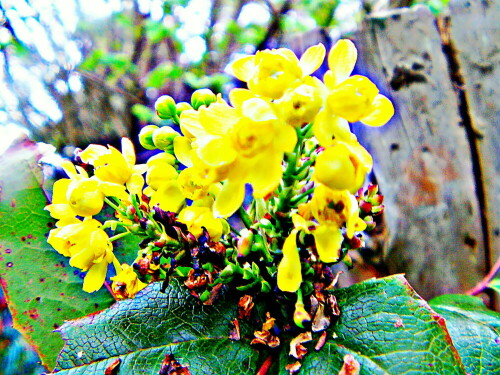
302, 185, 366, 263
313, 139, 373, 193
111, 263, 147, 300
79, 137, 147, 194
45, 160, 126, 219
47, 218, 118, 293
178, 94, 297, 217
230, 44, 325, 99
314, 39, 394, 146
177, 206, 228, 241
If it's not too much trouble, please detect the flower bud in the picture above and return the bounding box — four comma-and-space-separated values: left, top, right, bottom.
191, 88, 216, 110
176, 101, 192, 116
220, 263, 239, 282
260, 280, 271, 294
152, 127, 181, 152
237, 228, 254, 257
139, 125, 159, 150
155, 95, 177, 119
293, 301, 311, 328
359, 200, 372, 214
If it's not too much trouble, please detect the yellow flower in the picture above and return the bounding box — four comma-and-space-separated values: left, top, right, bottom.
45, 160, 126, 219
179, 94, 297, 217
230, 44, 326, 99
277, 229, 302, 292
313, 139, 373, 193
79, 138, 147, 194
306, 185, 366, 263
275, 77, 324, 127
313, 39, 394, 146
177, 206, 228, 241
47, 218, 118, 293
111, 263, 147, 300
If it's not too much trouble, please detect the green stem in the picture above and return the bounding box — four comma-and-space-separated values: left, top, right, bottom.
229, 223, 241, 236
104, 197, 125, 214
290, 187, 315, 205
238, 206, 253, 229
109, 231, 132, 242
295, 158, 314, 177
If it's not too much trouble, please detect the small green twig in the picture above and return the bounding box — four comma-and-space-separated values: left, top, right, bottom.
109, 231, 132, 242
290, 187, 315, 206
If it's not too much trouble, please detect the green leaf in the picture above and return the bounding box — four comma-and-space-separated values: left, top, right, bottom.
53, 274, 471, 374
0, 141, 115, 370
430, 294, 500, 374
53, 339, 260, 375
54, 279, 259, 371
311, 275, 467, 375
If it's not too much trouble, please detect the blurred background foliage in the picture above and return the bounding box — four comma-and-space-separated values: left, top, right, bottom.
0, 0, 450, 372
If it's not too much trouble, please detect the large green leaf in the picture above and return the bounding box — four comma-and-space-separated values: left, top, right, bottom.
0, 141, 115, 370
52, 275, 471, 374
430, 294, 500, 375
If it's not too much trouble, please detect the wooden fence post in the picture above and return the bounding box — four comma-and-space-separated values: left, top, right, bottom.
354, 4, 493, 299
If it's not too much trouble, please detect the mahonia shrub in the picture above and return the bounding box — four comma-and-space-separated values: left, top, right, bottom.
44, 39, 393, 371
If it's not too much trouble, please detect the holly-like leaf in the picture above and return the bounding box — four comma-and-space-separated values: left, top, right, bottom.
53, 274, 472, 374
320, 275, 467, 375
0, 141, 115, 370
430, 294, 500, 374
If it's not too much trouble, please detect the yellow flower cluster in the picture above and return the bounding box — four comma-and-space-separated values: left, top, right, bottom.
44, 39, 392, 300
45, 139, 146, 292
230, 40, 393, 293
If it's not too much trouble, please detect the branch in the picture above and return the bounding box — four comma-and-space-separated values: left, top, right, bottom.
256, 0, 292, 51
466, 256, 500, 296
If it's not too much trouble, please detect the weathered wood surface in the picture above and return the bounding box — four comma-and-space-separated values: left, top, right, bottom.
449, 0, 500, 262
354, 3, 499, 299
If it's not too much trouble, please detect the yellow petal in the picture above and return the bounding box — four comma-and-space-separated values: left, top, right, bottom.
230, 55, 255, 82
241, 98, 277, 122
247, 154, 282, 198
197, 136, 237, 167
82, 260, 108, 293
150, 181, 185, 213
125, 173, 145, 195
213, 180, 245, 218
360, 94, 395, 127
179, 109, 206, 138
60, 160, 79, 179
198, 102, 238, 135
121, 137, 136, 166
79, 144, 108, 164
51, 179, 70, 204
314, 224, 343, 263
173, 136, 194, 167
274, 123, 298, 153
277, 229, 302, 292
312, 110, 335, 147
299, 43, 326, 76
44, 203, 75, 219
96, 180, 127, 199
327, 39, 357, 86
291, 213, 310, 233
229, 88, 259, 107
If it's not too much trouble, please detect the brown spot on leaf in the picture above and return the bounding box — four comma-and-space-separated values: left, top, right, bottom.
159, 354, 191, 375
338, 354, 360, 375
104, 358, 121, 375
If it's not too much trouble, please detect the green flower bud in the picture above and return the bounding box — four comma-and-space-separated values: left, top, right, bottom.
176, 101, 192, 116
293, 301, 311, 328
155, 95, 177, 119
191, 88, 216, 110
219, 263, 238, 282
139, 125, 159, 150
199, 290, 211, 302
260, 280, 272, 293
152, 126, 181, 152
237, 229, 253, 257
